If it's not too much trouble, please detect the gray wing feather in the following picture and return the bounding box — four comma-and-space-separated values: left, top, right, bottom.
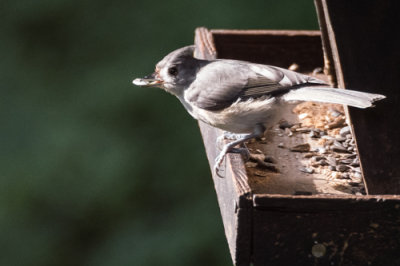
185, 60, 327, 111
185, 61, 287, 110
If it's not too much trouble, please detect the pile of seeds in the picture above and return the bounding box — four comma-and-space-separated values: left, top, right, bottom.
246, 102, 366, 195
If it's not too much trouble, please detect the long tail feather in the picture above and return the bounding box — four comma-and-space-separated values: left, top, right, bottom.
282, 87, 385, 108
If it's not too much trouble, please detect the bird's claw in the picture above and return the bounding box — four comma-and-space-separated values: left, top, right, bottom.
214, 145, 229, 177
213, 146, 250, 178
217, 132, 247, 150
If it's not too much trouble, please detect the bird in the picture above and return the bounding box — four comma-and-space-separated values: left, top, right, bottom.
132, 45, 385, 175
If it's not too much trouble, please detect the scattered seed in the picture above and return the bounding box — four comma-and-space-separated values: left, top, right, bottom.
309, 130, 320, 138
285, 128, 293, 137
332, 146, 351, 153
340, 126, 351, 137
290, 124, 300, 130
326, 118, 345, 129
299, 167, 314, 174
326, 156, 337, 166
312, 156, 325, 162
333, 140, 345, 149
304, 153, 315, 158
352, 167, 361, 173
264, 156, 276, 164
279, 120, 294, 129
343, 154, 357, 159
254, 170, 269, 177
337, 165, 350, 172
341, 173, 350, 179
325, 139, 334, 146
325, 115, 332, 123
290, 143, 310, 152
257, 161, 278, 172
245, 162, 258, 168
311, 162, 321, 167
298, 113, 308, 120
329, 109, 343, 117
340, 159, 354, 164
353, 172, 362, 179
249, 153, 265, 162
350, 159, 360, 166
331, 172, 341, 179
296, 127, 311, 133
247, 102, 365, 195
335, 137, 347, 142
319, 160, 329, 166
347, 146, 354, 152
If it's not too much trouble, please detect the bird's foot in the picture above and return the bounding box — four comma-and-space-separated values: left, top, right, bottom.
214, 145, 229, 177
216, 132, 248, 150
214, 145, 250, 178
214, 125, 266, 177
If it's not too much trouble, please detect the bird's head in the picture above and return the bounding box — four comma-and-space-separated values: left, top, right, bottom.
133, 45, 201, 96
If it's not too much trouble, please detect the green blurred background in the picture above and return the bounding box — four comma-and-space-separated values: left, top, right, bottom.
0, 1, 318, 265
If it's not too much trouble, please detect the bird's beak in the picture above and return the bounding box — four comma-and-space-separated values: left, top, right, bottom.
132, 72, 163, 87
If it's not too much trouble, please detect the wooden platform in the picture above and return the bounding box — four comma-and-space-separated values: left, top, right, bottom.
194, 1, 400, 263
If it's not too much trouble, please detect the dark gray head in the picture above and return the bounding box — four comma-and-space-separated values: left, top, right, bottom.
133, 46, 203, 96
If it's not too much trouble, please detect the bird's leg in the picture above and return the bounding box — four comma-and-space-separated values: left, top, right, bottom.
216, 132, 249, 150
214, 124, 265, 177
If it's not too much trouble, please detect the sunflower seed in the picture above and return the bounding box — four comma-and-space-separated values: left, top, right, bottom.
309, 130, 320, 138
340, 159, 354, 164
340, 126, 351, 137
337, 165, 350, 172
279, 120, 294, 129
319, 160, 329, 166
299, 167, 314, 174
329, 166, 336, 171
290, 143, 310, 152
350, 159, 360, 166
332, 146, 350, 153
326, 156, 337, 166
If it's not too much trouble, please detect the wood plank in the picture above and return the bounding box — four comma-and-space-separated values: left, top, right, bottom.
315, 0, 400, 194
253, 195, 400, 265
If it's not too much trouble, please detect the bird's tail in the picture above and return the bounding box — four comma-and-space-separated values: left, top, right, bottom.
282, 86, 385, 108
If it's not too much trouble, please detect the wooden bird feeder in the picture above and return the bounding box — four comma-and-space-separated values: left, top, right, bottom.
194, 0, 400, 265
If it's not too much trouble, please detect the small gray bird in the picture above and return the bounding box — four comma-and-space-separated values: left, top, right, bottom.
133, 45, 385, 174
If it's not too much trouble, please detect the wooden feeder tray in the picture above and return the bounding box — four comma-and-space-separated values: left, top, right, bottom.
194, 1, 400, 265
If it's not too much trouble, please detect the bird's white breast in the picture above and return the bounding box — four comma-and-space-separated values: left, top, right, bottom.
179, 94, 293, 133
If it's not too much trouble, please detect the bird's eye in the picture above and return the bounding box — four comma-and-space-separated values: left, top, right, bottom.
168, 67, 178, 76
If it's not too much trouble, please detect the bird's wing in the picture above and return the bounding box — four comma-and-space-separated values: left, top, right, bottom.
185, 60, 325, 111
